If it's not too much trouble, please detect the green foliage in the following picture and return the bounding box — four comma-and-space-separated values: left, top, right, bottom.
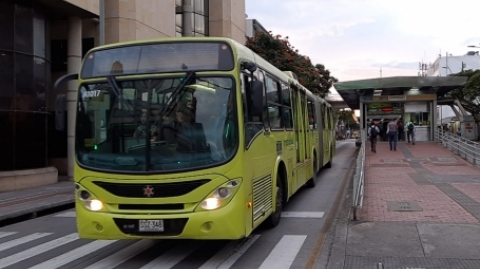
450, 70, 480, 122
245, 31, 338, 97
334, 109, 356, 125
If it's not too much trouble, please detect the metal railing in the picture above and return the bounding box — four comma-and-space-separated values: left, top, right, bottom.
435, 128, 480, 166
352, 129, 366, 220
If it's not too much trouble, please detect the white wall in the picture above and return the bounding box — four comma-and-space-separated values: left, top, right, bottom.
427, 55, 480, 76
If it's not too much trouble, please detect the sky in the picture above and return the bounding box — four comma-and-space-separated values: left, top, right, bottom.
245, 0, 480, 101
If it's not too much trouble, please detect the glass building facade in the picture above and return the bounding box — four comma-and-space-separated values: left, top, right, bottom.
0, 0, 51, 171
176, 0, 209, 37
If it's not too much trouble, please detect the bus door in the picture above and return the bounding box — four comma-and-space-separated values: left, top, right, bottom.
307, 98, 317, 166
301, 92, 309, 161
291, 88, 301, 164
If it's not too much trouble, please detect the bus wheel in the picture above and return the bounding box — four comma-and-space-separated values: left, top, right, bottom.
325, 152, 333, 168
266, 178, 283, 228
306, 155, 317, 188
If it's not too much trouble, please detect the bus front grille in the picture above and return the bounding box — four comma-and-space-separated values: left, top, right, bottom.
118, 204, 184, 210
93, 179, 210, 198
253, 175, 273, 221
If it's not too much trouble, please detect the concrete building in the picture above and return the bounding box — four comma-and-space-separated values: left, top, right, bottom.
427, 51, 480, 77
245, 18, 268, 38
0, 0, 246, 190
427, 51, 480, 138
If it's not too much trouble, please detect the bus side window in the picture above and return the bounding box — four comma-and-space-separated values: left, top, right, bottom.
307, 99, 316, 130
321, 104, 326, 129
243, 73, 263, 148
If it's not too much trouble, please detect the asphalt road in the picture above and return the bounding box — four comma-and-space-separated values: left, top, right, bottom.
0, 140, 357, 269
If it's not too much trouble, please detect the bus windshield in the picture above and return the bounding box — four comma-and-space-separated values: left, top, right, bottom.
75, 76, 237, 173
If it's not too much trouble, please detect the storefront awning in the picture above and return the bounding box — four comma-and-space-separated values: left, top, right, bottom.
334, 76, 468, 110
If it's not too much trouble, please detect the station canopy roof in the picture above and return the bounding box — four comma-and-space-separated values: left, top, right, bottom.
334, 76, 468, 110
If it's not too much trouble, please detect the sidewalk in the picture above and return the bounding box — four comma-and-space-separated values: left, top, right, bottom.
0, 181, 74, 225
320, 142, 480, 269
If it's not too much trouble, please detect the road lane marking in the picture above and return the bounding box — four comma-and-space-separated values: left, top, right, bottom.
0, 233, 52, 252
84, 239, 156, 269
54, 211, 76, 217
28, 239, 118, 269
140, 241, 203, 269
0, 233, 78, 269
281, 211, 325, 218
258, 235, 307, 269
199, 234, 260, 269
0, 232, 17, 239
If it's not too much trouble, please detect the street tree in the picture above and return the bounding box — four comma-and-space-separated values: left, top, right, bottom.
246, 31, 338, 97
450, 69, 480, 140
450, 70, 480, 116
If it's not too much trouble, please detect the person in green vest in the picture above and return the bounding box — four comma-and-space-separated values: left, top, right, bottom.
405, 121, 415, 145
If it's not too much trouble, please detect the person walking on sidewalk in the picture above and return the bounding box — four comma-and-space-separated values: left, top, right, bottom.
386, 118, 398, 151
405, 121, 416, 145
368, 122, 380, 153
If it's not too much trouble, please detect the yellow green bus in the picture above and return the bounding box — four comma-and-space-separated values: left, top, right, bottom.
55, 37, 335, 240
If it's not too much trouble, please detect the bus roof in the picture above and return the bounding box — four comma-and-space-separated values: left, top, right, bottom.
86, 37, 331, 107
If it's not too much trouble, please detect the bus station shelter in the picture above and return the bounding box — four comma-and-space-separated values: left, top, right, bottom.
334, 76, 468, 142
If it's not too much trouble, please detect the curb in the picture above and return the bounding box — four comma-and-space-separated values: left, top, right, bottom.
0, 197, 75, 226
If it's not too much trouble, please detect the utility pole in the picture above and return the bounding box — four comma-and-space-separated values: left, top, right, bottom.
445, 52, 449, 76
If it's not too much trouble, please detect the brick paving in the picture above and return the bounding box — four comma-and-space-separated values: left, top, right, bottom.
453, 183, 480, 204
403, 142, 454, 158
361, 141, 480, 223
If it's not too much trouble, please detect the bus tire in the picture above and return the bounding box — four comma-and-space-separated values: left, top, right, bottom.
306, 153, 317, 188
265, 174, 284, 228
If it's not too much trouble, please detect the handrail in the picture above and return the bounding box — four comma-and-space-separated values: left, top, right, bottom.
435, 128, 480, 166
352, 129, 366, 220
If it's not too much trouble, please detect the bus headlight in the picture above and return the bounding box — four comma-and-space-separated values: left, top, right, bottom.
85, 199, 103, 211
76, 187, 104, 212
198, 179, 242, 211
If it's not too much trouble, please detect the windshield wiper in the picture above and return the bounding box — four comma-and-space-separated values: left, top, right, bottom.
106, 75, 121, 98
160, 71, 196, 117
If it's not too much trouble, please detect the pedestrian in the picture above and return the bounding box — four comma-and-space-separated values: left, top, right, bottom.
397, 120, 404, 141
386, 118, 398, 151
405, 120, 415, 145
368, 122, 380, 153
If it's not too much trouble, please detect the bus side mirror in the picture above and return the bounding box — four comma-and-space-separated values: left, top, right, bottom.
249, 80, 264, 117
54, 73, 78, 90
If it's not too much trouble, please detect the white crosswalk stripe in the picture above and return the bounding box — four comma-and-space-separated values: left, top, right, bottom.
0, 233, 78, 269
199, 234, 261, 269
0, 233, 52, 252
0, 230, 308, 269
84, 239, 156, 269
139, 240, 203, 269
28, 239, 118, 269
0, 232, 17, 239
258, 235, 307, 269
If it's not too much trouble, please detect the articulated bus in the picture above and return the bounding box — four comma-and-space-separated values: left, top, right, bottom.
55, 37, 335, 240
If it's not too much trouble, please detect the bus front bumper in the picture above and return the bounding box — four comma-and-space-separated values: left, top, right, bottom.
75, 202, 246, 240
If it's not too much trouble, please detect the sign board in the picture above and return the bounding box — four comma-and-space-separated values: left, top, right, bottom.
387, 95, 406, 101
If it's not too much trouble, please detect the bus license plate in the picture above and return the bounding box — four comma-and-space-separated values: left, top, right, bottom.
139, 220, 164, 232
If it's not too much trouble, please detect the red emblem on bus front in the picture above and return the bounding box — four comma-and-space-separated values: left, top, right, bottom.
143, 185, 154, 197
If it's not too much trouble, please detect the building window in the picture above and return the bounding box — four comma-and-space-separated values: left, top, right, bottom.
176, 0, 209, 36
0, 0, 50, 171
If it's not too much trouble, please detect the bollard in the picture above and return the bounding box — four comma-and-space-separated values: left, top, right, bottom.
376, 263, 384, 269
